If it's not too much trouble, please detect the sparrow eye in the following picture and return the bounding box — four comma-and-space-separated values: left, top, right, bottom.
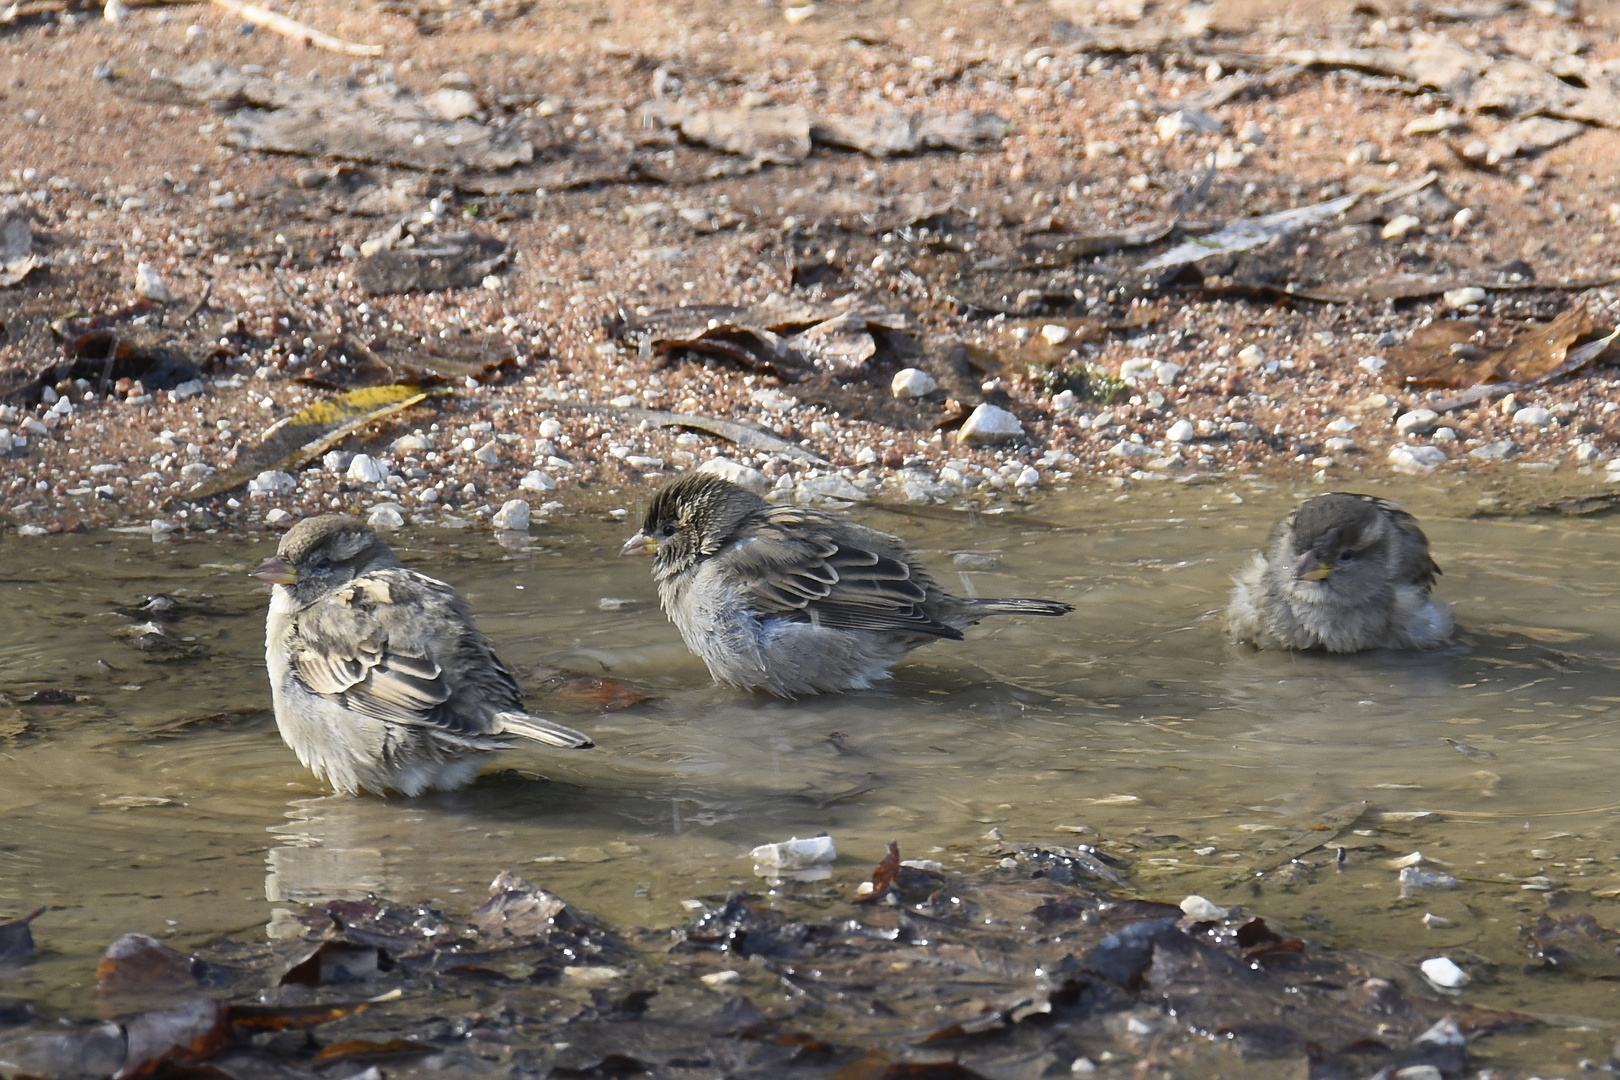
309, 555, 332, 573
660, 523, 677, 538
1337, 548, 1356, 563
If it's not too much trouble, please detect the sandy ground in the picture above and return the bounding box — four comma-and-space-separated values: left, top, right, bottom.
2, 0, 1620, 536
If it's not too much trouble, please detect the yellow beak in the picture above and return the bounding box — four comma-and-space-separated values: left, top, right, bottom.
251, 555, 297, 585
620, 530, 657, 557
1293, 552, 1332, 581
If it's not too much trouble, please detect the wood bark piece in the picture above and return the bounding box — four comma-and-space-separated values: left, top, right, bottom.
210, 0, 382, 56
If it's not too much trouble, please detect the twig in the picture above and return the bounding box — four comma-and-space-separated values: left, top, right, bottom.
182, 278, 213, 324
209, 0, 382, 56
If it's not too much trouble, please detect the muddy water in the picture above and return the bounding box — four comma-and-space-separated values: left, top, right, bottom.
3, 476, 1619, 1066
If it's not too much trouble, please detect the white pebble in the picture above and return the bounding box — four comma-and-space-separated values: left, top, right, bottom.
956, 403, 1024, 445
1151, 360, 1182, 385
1166, 419, 1195, 442
1381, 214, 1421, 240
491, 499, 530, 532
1395, 409, 1440, 436
264, 508, 294, 526
698, 455, 770, 494
1050, 389, 1077, 412
854, 446, 879, 465
1118, 357, 1155, 383
1324, 437, 1356, 452
171, 379, 204, 401
1358, 355, 1387, 372
366, 503, 406, 531
248, 469, 296, 496
1040, 323, 1071, 345
748, 835, 836, 870
1443, 286, 1487, 308
1431, 427, 1457, 443
538, 418, 563, 439
1571, 442, 1600, 463
519, 470, 558, 492
1389, 444, 1447, 470
890, 367, 938, 398
134, 262, 175, 303
473, 439, 501, 465
417, 489, 440, 504
700, 970, 741, 988
1179, 895, 1228, 921
1512, 406, 1553, 428
1419, 955, 1469, 989
1236, 344, 1264, 367
1013, 465, 1040, 491
16, 524, 47, 537
1108, 439, 1155, 458
347, 454, 387, 484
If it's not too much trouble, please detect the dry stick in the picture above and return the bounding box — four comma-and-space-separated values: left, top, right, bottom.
209, 0, 382, 56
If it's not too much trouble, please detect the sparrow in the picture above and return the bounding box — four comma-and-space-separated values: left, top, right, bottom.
1224, 492, 1453, 653
621, 472, 1074, 696
250, 514, 592, 796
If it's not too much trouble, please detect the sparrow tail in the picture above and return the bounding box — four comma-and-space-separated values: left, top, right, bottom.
495, 712, 594, 749
975, 598, 1074, 618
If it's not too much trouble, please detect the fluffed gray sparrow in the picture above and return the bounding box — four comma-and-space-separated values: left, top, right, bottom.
251, 514, 591, 796
1225, 492, 1453, 652
621, 472, 1074, 696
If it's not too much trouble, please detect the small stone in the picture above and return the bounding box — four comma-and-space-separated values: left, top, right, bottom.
1389, 444, 1447, 470
519, 470, 557, 492
890, 367, 938, 398
1179, 895, 1228, 921
1166, 419, 1195, 442
417, 489, 440, 504
700, 970, 741, 988
1421, 912, 1456, 929
1470, 439, 1519, 461
698, 455, 770, 494
492, 499, 531, 532
1326, 416, 1357, 432
1050, 389, 1078, 412
1512, 406, 1553, 428
1395, 409, 1440, 436
1443, 286, 1487, 308
248, 469, 296, 496
798, 474, 868, 505
347, 454, 387, 484
1236, 344, 1264, 367
103, 0, 128, 21
1013, 465, 1040, 491
16, 524, 48, 537
1084, 140, 1121, 158
1419, 955, 1468, 989
1381, 214, 1422, 240
265, 508, 294, 526
1118, 357, 1155, 383
749, 835, 835, 870
1358, 355, 1387, 372
1431, 427, 1457, 443
1107, 440, 1155, 458
134, 262, 175, 302
1570, 442, 1600, 463
392, 433, 433, 453
323, 450, 355, 474
1071, 1058, 1097, 1075
366, 503, 406, 531
751, 388, 798, 413
1325, 437, 1357, 452
1040, 323, 1071, 345
473, 439, 501, 465
956, 403, 1024, 445
171, 379, 205, 401
1151, 360, 1183, 385
150, 518, 176, 538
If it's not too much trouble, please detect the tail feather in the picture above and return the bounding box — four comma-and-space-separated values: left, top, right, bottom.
976, 598, 1074, 617
496, 712, 594, 749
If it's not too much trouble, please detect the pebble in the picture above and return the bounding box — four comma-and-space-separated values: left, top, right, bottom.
1571, 442, 1600, 463
323, 450, 355, 474
366, 503, 406, 531
1325, 437, 1357, 452
16, 524, 47, 537
1040, 323, 1071, 345
698, 455, 769, 493
392, 433, 433, 453
519, 470, 558, 492
1325, 416, 1357, 432
1236, 344, 1264, 367
1421, 912, 1456, 929
1400, 865, 1458, 889
134, 262, 175, 303
1358, 355, 1387, 372
1118, 357, 1155, 383
171, 379, 204, 401
1107, 440, 1155, 459
890, 367, 938, 398
1470, 439, 1518, 461
150, 518, 176, 538
854, 446, 879, 465
473, 440, 502, 465
1166, 419, 1195, 442
417, 489, 440, 504
749, 835, 835, 870
750, 388, 797, 412
248, 469, 296, 496
0, 430, 14, 453
798, 473, 868, 505
1512, 406, 1553, 427
1443, 286, 1487, 308
899, 468, 959, 504
700, 970, 741, 988
1013, 465, 1040, 491
1050, 389, 1078, 412
1431, 427, 1457, 443
491, 499, 530, 532
1395, 409, 1440, 436
1388, 444, 1447, 470
1419, 955, 1469, 989
956, 403, 1024, 445
1381, 214, 1422, 240
265, 508, 294, 526
1179, 895, 1228, 921
347, 454, 387, 484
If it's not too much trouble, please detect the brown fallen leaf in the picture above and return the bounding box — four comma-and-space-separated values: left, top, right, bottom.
312, 1038, 435, 1064
1388, 306, 1596, 388
97, 934, 203, 1016
855, 841, 902, 905
534, 668, 650, 712
227, 1000, 372, 1031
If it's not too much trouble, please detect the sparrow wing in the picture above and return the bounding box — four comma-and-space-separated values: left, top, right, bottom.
720, 509, 964, 639
288, 569, 521, 738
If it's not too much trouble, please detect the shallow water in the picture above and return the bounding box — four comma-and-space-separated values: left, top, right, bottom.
3, 475, 1619, 1071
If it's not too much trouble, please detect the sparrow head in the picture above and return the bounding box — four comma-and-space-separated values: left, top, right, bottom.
622, 472, 766, 580
1284, 493, 1393, 589
251, 514, 402, 607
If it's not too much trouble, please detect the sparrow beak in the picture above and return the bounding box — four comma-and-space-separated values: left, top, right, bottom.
620, 530, 657, 557
251, 555, 298, 585
1293, 551, 1333, 581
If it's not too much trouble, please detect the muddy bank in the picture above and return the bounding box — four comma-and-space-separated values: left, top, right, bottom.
2, 0, 1620, 536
